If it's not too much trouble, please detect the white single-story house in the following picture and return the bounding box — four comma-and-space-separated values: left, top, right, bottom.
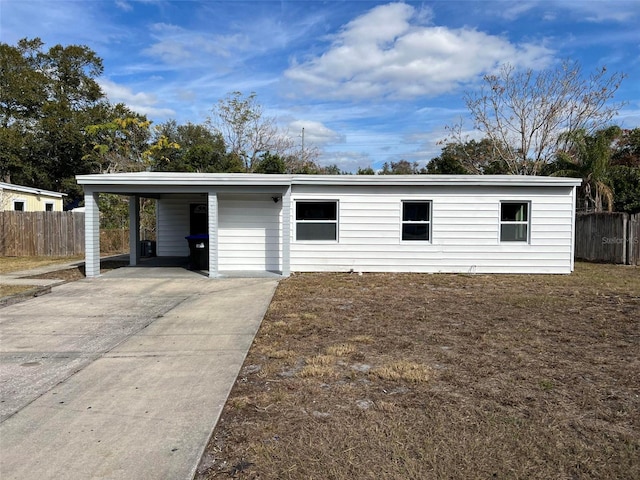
75, 173, 582, 277
0, 182, 66, 212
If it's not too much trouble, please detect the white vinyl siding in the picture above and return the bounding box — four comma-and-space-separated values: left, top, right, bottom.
152, 180, 576, 275
290, 185, 576, 274
218, 194, 282, 271
156, 194, 202, 256
157, 193, 283, 272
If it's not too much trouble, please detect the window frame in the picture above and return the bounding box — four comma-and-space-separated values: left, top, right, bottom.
45, 202, 54, 212
401, 200, 432, 242
13, 200, 26, 211
499, 201, 530, 243
294, 200, 339, 242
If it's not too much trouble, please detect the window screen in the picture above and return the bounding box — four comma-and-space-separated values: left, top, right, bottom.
296, 201, 338, 241
402, 201, 431, 241
500, 202, 529, 242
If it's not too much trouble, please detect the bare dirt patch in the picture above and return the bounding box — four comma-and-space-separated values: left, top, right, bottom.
197, 263, 639, 480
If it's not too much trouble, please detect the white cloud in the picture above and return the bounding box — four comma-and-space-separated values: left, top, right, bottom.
115, 0, 132, 12
99, 79, 175, 118
143, 23, 250, 65
615, 102, 640, 128
318, 150, 374, 172
288, 120, 345, 146
501, 2, 537, 20
285, 2, 553, 100
491, 0, 639, 23
0, 0, 127, 48
553, 0, 639, 23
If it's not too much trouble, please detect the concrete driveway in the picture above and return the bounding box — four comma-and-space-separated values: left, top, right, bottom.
0, 266, 278, 479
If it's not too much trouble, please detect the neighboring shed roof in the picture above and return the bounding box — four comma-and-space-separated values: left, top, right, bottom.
0, 182, 67, 198
75, 172, 582, 189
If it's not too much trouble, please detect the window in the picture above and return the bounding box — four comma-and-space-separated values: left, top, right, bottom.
13, 201, 25, 211
190, 203, 208, 235
402, 201, 431, 241
45, 203, 54, 212
296, 201, 337, 241
500, 202, 529, 242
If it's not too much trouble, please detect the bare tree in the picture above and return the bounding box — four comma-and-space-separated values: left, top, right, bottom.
448, 61, 625, 175
283, 143, 322, 173
207, 91, 295, 172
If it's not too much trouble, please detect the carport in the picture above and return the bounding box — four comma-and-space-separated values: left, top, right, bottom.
76, 173, 293, 278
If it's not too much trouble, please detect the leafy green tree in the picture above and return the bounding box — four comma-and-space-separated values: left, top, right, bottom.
357, 166, 375, 175
0, 37, 106, 204
319, 164, 342, 175
611, 128, 640, 167
426, 154, 467, 174
0, 38, 48, 129
550, 126, 621, 212
609, 128, 640, 213
181, 145, 243, 173
254, 151, 286, 174
83, 105, 154, 173
380, 159, 420, 175
609, 166, 640, 213
150, 120, 237, 172
427, 143, 468, 174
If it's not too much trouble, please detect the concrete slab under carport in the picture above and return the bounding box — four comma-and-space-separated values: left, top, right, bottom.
0, 267, 278, 480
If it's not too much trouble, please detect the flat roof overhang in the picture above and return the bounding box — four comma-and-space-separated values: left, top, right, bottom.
76, 173, 582, 191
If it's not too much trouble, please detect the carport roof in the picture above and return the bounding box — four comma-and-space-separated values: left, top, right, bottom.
76, 172, 582, 189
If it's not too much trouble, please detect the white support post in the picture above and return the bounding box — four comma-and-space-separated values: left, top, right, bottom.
570, 186, 576, 272
207, 191, 218, 278
281, 185, 291, 277
129, 195, 140, 266
84, 190, 101, 277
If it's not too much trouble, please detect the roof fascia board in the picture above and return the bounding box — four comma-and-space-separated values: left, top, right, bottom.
82, 185, 290, 195
75, 173, 293, 187
0, 182, 66, 197
76, 173, 581, 189
290, 175, 582, 187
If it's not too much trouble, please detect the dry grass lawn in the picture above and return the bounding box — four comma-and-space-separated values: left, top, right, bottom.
0, 256, 127, 299
196, 263, 639, 480
0, 255, 83, 274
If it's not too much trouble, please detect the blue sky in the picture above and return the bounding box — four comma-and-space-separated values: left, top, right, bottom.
1, 0, 639, 171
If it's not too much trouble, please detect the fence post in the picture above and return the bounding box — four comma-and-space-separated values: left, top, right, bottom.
629, 213, 639, 265
623, 213, 628, 265
0, 211, 4, 256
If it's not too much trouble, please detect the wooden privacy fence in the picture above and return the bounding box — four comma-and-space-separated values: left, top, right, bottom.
575, 212, 640, 265
1, 211, 137, 256
1, 211, 85, 257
